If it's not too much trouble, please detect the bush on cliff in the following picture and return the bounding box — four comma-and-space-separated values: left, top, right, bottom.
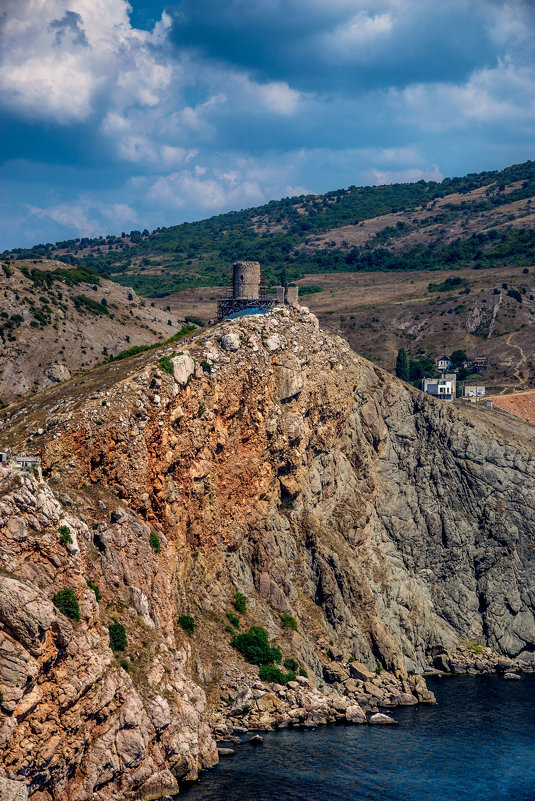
280, 614, 298, 631
109, 620, 127, 651
233, 592, 247, 614
178, 615, 196, 636
149, 531, 161, 553
283, 657, 299, 672
232, 626, 282, 666
59, 524, 72, 546
53, 588, 80, 622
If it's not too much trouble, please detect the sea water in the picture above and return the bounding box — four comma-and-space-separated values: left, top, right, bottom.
181, 675, 535, 801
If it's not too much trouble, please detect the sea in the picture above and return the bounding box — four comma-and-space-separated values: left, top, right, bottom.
181, 674, 535, 801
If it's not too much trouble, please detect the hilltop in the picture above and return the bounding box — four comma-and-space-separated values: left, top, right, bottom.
0, 259, 187, 406
3, 160, 535, 297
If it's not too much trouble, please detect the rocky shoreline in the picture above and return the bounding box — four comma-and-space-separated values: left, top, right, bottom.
208, 645, 531, 747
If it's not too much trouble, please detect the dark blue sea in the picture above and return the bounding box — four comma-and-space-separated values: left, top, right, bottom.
182, 675, 535, 801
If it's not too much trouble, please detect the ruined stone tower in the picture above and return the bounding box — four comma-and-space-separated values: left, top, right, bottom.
217, 260, 274, 319
233, 261, 260, 300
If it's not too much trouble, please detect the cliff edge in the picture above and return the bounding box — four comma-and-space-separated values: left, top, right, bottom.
0, 306, 534, 799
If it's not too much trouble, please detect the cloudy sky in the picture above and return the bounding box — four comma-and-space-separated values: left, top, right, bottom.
0, 0, 534, 249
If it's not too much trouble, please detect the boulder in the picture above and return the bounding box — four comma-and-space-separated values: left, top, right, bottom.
348, 661, 375, 682
369, 713, 397, 725
0, 778, 29, 801
504, 672, 521, 680
44, 363, 71, 383
172, 353, 195, 386
221, 333, 240, 352
345, 704, 367, 724
323, 663, 349, 684
229, 687, 253, 716
265, 334, 282, 352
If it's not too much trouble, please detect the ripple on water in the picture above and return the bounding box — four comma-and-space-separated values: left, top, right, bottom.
181, 676, 535, 801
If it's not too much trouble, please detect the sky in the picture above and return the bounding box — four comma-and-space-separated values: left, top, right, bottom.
0, 0, 534, 250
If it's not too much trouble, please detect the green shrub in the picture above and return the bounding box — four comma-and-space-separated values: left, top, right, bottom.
233, 592, 247, 614
200, 359, 212, 373
225, 624, 235, 634
119, 658, 130, 672
149, 531, 161, 553
298, 667, 308, 678
226, 612, 240, 628
232, 626, 282, 666
86, 578, 101, 602
375, 660, 382, 676
109, 621, 127, 651
259, 665, 288, 684
283, 657, 299, 672
280, 614, 298, 631
0, 690, 3, 704
59, 524, 72, 546
158, 355, 174, 374
53, 588, 80, 621
178, 615, 196, 636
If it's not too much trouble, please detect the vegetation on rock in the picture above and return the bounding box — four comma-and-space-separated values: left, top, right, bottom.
109, 620, 127, 651
178, 615, 196, 636
53, 588, 80, 622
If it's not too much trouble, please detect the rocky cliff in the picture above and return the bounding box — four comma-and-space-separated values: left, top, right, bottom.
0, 306, 534, 799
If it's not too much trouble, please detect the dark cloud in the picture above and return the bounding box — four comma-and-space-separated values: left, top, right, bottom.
49, 11, 88, 47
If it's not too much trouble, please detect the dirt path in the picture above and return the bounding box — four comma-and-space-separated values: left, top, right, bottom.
504, 331, 528, 390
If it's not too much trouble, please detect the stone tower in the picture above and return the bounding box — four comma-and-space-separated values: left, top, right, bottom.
233, 261, 260, 300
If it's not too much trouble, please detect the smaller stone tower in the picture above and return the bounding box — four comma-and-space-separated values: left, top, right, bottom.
233, 261, 261, 300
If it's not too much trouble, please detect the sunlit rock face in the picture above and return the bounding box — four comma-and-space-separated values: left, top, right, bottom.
1, 306, 534, 798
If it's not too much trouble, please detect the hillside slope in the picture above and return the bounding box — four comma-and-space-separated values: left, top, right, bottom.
4, 161, 535, 297
0, 308, 534, 799
0, 259, 185, 405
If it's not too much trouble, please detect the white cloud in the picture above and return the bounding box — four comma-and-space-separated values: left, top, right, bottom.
0, 0, 174, 122
390, 58, 535, 131
27, 197, 137, 237
366, 166, 443, 185
325, 11, 393, 58
146, 168, 266, 212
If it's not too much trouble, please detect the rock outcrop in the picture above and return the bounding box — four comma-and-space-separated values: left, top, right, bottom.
0, 306, 534, 799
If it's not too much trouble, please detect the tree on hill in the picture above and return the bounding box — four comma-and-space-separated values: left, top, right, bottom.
450, 349, 467, 367
395, 348, 409, 381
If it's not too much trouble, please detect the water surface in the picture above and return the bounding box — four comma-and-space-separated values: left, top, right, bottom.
182, 675, 535, 801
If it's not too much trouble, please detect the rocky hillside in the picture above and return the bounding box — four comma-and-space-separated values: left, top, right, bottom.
0, 259, 185, 405
0, 307, 534, 799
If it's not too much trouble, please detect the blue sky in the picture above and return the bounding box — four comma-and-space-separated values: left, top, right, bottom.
0, 0, 534, 249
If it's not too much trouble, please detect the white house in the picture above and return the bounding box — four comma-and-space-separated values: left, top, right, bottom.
422, 374, 456, 402
437, 355, 452, 372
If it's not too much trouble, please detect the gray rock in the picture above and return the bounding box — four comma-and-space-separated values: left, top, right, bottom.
172, 353, 195, 386
0, 777, 28, 801
217, 748, 235, 756
369, 713, 397, 725
221, 333, 240, 352
504, 672, 521, 680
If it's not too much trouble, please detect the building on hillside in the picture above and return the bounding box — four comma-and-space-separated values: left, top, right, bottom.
422, 374, 456, 402
463, 384, 485, 400
437, 355, 453, 372
472, 356, 488, 372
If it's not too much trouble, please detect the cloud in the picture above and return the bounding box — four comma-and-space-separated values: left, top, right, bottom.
322, 11, 393, 63
0, 0, 174, 122
391, 58, 535, 131
27, 198, 137, 237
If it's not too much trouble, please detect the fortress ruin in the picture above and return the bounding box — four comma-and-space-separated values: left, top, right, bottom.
217, 261, 298, 319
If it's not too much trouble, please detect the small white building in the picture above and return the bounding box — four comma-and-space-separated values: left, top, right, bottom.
437, 355, 453, 372
463, 384, 485, 399
422, 374, 456, 402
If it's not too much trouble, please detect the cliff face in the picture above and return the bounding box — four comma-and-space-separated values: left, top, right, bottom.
1, 306, 534, 799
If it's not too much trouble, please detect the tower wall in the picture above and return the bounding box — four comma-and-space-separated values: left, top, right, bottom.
233, 261, 261, 300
